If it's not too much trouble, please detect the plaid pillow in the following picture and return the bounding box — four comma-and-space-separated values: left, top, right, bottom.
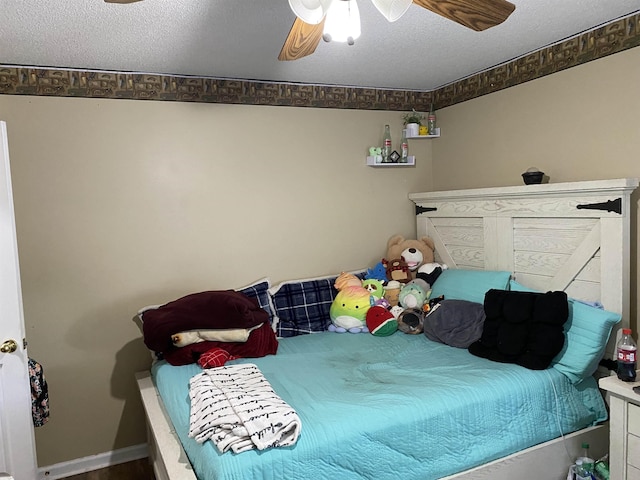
270, 271, 365, 337
237, 278, 276, 326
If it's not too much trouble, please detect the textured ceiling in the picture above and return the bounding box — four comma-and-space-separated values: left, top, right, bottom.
1, 0, 639, 91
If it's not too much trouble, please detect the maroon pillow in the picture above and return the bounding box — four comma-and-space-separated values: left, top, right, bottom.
142, 290, 268, 354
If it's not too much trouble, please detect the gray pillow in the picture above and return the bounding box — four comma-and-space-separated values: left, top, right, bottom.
423, 300, 486, 348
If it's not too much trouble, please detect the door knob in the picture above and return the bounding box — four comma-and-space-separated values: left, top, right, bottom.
0, 339, 18, 353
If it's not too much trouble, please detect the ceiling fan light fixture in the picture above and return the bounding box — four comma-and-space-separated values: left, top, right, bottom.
322, 0, 361, 44
371, 0, 412, 22
288, 0, 333, 25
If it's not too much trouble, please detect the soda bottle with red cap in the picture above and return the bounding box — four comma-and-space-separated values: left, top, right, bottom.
616, 328, 637, 382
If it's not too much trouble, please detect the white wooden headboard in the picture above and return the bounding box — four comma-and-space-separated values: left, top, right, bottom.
409, 178, 638, 357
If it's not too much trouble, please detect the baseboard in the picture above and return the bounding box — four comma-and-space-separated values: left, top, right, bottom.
38, 443, 149, 479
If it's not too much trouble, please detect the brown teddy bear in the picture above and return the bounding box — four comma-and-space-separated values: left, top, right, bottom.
386, 235, 436, 277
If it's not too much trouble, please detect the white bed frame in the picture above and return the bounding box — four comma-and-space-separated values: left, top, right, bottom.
137, 178, 638, 480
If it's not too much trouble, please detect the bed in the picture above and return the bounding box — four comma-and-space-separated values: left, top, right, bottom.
136, 177, 638, 480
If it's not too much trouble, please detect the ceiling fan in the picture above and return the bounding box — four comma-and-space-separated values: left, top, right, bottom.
103, 0, 515, 61
278, 0, 516, 61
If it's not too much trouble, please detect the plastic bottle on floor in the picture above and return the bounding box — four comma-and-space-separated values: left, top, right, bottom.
575, 443, 595, 480
594, 455, 610, 480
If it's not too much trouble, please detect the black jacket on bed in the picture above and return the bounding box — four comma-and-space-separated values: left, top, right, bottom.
468, 289, 568, 370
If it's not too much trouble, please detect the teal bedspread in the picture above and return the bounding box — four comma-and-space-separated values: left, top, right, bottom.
151, 331, 607, 480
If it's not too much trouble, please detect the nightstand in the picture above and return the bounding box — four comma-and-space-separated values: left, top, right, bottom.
599, 373, 640, 480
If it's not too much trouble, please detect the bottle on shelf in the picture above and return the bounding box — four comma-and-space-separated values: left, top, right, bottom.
382, 124, 392, 163
400, 129, 408, 163
427, 104, 437, 135
575, 443, 595, 480
616, 328, 637, 382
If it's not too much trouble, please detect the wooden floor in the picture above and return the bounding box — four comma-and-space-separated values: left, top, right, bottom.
62, 458, 155, 480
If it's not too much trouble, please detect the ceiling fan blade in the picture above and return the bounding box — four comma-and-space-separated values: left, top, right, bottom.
104, 0, 143, 3
412, 0, 515, 31
278, 17, 325, 61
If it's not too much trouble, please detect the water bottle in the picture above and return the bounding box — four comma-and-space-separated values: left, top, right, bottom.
382, 124, 392, 163
575, 443, 595, 480
400, 129, 408, 163
594, 455, 610, 480
616, 328, 637, 382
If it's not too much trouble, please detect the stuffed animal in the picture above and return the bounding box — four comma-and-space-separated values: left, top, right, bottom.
398, 279, 429, 310
386, 235, 436, 277
416, 262, 447, 288
397, 308, 425, 334
389, 305, 404, 318
401, 247, 424, 273
382, 258, 411, 283
328, 286, 372, 333
424, 295, 445, 314
365, 261, 388, 282
171, 327, 257, 347
334, 272, 363, 291
366, 306, 398, 337
384, 280, 402, 307
362, 278, 385, 300
369, 146, 383, 164
375, 297, 391, 309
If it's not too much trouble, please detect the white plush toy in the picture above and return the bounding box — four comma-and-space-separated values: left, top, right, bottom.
398, 278, 429, 309
171, 325, 261, 347
416, 262, 447, 287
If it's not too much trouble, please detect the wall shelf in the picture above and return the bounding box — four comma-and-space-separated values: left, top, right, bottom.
366, 128, 439, 167
407, 127, 440, 139
366, 156, 415, 167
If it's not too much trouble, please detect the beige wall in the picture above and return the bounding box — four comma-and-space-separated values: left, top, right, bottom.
431, 46, 640, 332
0, 96, 433, 466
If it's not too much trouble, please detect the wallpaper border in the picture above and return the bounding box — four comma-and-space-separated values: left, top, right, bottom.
1, 13, 638, 111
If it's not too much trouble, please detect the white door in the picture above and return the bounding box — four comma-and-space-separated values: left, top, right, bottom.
0, 121, 38, 480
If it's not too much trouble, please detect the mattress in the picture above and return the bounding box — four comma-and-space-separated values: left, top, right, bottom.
151, 331, 607, 480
